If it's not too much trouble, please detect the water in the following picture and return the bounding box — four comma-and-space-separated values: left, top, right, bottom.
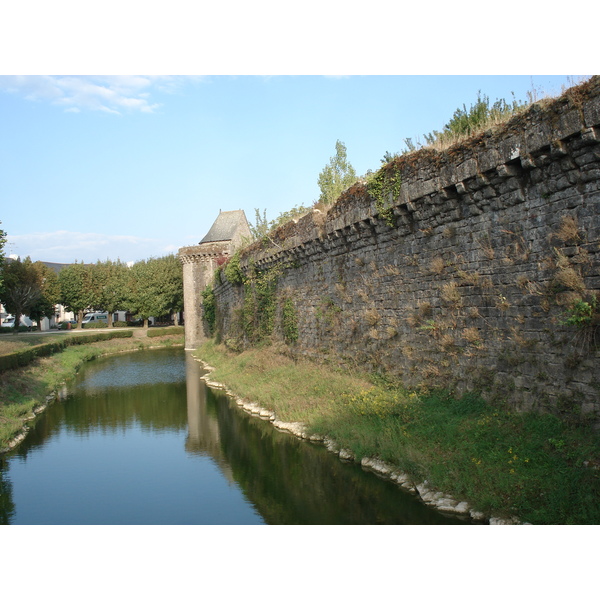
0, 347, 467, 525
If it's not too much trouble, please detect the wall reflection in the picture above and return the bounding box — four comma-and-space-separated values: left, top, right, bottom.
184, 351, 234, 483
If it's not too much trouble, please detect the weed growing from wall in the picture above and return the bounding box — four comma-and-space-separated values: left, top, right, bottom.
224, 251, 244, 285
366, 162, 402, 227
281, 297, 299, 344
240, 263, 284, 345
201, 285, 216, 334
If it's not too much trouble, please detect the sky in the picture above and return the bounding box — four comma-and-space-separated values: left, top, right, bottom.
0, 73, 589, 265
2, 2, 596, 590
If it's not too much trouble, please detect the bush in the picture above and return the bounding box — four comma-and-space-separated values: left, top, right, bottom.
83, 321, 108, 329
112, 321, 129, 327
0, 329, 133, 373
0, 325, 37, 333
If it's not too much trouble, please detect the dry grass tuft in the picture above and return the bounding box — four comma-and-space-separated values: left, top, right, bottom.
364, 308, 380, 326
462, 327, 482, 345
429, 256, 445, 275
553, 267, 585, 292
440, 281, 462, 306
457, 269, 481, 286
553, 215, 581, 245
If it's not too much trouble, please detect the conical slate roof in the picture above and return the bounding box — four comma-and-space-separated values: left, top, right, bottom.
200, 210, 250, 244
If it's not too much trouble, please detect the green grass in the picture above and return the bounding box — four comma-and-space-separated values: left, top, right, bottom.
0, 332, 67, 356
0, 333, 184, 450
195, 341, 600, 524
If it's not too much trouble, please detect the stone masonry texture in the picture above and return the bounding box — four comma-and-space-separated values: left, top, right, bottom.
205, 77, 600, 423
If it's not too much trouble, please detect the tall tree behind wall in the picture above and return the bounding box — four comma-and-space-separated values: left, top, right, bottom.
317, 140, 357, 206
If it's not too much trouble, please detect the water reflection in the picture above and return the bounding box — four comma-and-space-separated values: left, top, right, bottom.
184, 352, 235, 484
1, 348, 467, 524
182, 352, 464, 525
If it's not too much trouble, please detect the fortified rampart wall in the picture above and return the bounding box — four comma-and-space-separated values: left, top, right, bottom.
211, 77, 600, 422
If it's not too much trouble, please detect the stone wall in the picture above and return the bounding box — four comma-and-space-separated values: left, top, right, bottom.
210, 77, 600, 423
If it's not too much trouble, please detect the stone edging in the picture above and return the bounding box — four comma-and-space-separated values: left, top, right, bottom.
195, 357, 522, 525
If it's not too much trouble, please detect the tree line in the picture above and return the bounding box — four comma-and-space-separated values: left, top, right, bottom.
0, 227, 183, 334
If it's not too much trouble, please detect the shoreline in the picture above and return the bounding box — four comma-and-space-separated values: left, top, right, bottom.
2, 343, 522, 524
193, 355, 521, 525
0, 339, 184, 454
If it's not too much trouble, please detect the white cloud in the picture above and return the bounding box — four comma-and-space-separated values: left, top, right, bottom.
6, 230, 179, 264
0, 75, 198, 115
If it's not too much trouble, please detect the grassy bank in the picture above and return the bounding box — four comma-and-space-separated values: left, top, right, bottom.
196, 341, 600, 524
0, 332, 184, 451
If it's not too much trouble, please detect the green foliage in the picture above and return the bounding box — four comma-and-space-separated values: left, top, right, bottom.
92, 259, 129, 322
247, 205, 311, 247
58, 262, 95, 325
249, 208, 270, 241
201, 285, 216, 334
198, 343, 600, 523
424, 91, 527, 146
28, 261, 60, 326
146, 326, 185, 338
83, 321, 108, 329
366, 162, 401, 227
281, 297, 298, 344
562, 296, 598, 328
0, 257, 44, 332
0, 221, 6, 294
0, 330, 133, 373
125, 255, 183, 326
383, 91, 530, 157
240, 264, 283, 344
380, 150, 400, 164
315, 295, 342, 328
317, 140, 357, 206
270, 204, 311, 230
223, 251, 244, 285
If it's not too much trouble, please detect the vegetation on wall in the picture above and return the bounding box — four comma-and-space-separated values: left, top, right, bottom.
383, 89, 533, 159
223, 251, 244, 285
317, 140, 358, 207
366, 161, 402, 227
239, 263, 283, 345
281, 297, 298, 344
201, 285, 216, 335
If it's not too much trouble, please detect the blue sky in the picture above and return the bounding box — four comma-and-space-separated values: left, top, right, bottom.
0, 74, 586, 265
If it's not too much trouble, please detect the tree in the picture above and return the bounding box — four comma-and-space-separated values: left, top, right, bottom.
248, 205, 311, 247
317, 140, 357, 206
0, 257, 42, 334
90, 259, 128, 327
58, 262, 94, 327
28, 262, 60, 330
126, 255, 183, 328
0, 222, 6, 295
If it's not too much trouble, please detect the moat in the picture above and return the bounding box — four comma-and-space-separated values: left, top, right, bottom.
0, 347, 467, 525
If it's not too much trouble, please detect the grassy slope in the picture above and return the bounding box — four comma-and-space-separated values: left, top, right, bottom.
196, 341, 600, 525
0, 332, 184, 451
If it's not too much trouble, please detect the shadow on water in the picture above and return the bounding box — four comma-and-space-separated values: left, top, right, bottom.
1, 348, 468, 525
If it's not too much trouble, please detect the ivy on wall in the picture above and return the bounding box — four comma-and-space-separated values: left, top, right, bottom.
366, 162, 402, 228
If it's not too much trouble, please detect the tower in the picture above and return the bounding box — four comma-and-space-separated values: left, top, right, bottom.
178, 210, 251, 349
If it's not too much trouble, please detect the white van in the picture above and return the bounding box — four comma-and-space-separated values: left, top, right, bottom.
82, 312, 109, 327
1, 315, 35, 328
